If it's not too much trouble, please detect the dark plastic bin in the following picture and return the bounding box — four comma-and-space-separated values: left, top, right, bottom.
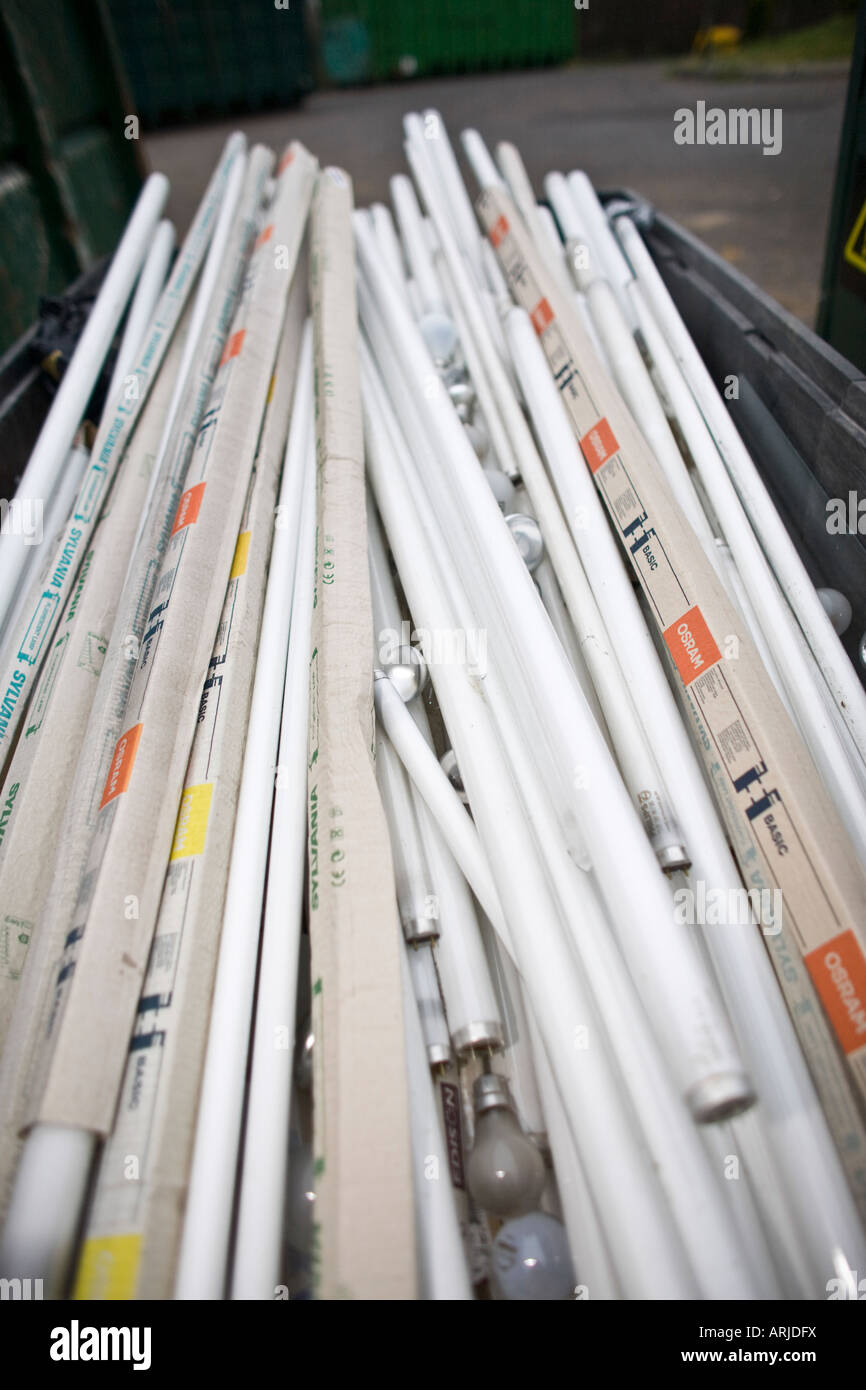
640, 207, 866, 686
319, 0, 577, 85
0, 0, 143, 355
106, 0, 314, 129
818, 2, 866, 372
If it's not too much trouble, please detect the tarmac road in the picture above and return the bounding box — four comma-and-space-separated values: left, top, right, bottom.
145, 58, 850, 326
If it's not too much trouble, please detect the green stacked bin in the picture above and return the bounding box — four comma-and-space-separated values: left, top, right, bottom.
0, 0, 142, 355
106, 0, 314, 129
320, 0, 577, 85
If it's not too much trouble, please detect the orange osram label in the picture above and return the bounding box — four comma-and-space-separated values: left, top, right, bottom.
278, 148, 295, 174
100, 723, 143, 809
171, 482, 206, 536
256, 223, 274, 248
579, 417, 619, 473
489, 215, 509, 248
220, 329, 245, 367
662, 605, 722, 687
805, 931, 866, 1055
530, 298, 554, 335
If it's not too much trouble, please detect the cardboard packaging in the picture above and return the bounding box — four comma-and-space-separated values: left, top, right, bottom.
307, 167, 416, 1299
74, 261, 309, 1300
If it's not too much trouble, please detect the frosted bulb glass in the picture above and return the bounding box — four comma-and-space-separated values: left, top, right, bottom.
490, 1212, 575, 1301
440, 748, 469, 804
418, 313, 459, 370
294, 1021, 314, 1090
466, 1105, 545, 1218
286, 1143, 315, 1252
504, 513, 544, 573
448, 380, 476, 414
817, 587, 852, 636
483, 469, 515, 511
380, 646, 427, 701
465, 422, 490, 461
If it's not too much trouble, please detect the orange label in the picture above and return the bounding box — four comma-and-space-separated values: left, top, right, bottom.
278, 148, 295, 174
579, 417, 619, 473
220, 329, 245, 366
530, 298, 554, 335
171, 482, 206, 537
100, 723, 143, 809
805, 931, 866, 1055
662, 605, 722, 686
489, 215, 509, 248
256, 223, 274, 248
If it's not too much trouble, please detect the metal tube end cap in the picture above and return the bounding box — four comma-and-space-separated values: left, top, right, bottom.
687, 1072, 756, 1125
656, 843, 692, 873
453, 1021, 506, 1057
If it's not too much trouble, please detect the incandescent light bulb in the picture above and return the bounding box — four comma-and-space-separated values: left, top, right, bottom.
466, 1073, 545, 1218
490, 1212, 575, 1301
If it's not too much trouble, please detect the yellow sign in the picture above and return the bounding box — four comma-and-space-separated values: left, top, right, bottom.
843, 197, 866, 274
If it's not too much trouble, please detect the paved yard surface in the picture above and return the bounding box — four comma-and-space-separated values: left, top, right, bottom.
144, 60, 850, 326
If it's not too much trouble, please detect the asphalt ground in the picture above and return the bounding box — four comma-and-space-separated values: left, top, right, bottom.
144, 58, 851, 326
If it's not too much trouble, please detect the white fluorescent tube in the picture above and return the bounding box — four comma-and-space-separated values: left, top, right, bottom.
176, 326, 313, 1300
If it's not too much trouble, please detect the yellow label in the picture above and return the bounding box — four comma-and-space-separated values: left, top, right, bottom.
74, 1233, 141, 1300
170, 782, 213, 859
230, 530, 251, 579
843, 197, 866, 274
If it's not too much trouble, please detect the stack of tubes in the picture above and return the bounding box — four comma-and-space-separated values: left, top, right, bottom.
0, 110, 863, 1302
